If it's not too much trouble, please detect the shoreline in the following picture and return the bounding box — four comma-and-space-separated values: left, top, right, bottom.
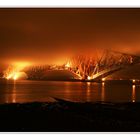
0, 99, 140, 132
1, 78, 139, 84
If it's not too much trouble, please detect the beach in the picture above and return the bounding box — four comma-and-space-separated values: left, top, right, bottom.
0, 98, 140, 132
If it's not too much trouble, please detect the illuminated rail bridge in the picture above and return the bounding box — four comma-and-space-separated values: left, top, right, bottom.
3, 50, 140, 80
63, 49, 140, 80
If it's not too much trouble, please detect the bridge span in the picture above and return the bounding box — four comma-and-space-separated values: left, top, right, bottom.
65, 50, 140, 80
3, 50, 140, 81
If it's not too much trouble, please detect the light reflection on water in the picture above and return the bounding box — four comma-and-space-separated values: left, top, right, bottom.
86, 82, 91, 102
132, 85, 136, 103
0, 80, 140, 104
101, 82, 105, 102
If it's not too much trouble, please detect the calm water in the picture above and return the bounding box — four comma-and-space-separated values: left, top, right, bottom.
0, 80, 139, 104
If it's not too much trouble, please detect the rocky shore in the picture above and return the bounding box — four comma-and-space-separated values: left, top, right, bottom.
0, 98, 140, 132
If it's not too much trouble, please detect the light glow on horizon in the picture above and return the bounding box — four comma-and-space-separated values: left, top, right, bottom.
132, 79, 136, 83
65, 62, 71, 68
4, 61, 30, 80
87, 76, 91, 80
13, 73, 18, 80
102, 78, 105, 81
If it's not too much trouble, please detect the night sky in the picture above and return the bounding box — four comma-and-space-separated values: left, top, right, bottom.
1, 8, 140, 69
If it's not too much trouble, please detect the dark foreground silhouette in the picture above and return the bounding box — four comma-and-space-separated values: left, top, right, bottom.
0, 98, 140, 132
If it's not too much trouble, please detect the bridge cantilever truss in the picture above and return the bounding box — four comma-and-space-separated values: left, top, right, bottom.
66, 49, 140, 80
4, 49, 140, 80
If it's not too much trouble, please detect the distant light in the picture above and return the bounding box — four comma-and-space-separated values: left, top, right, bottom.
132, 79, 136, 83
132, 100, 135, 103
4, 62, 30, 80
6, 72, 20, 80
13, 74, 18, 80
65, 62, 71, 68
102, 78, 105, 81
87, 76, 91, 80
6, 74, 12, 80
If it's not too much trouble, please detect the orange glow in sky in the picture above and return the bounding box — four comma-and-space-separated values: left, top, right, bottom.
4, 61, 31, 80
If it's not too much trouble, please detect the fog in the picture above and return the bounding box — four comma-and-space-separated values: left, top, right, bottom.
1, 8, 140, 70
